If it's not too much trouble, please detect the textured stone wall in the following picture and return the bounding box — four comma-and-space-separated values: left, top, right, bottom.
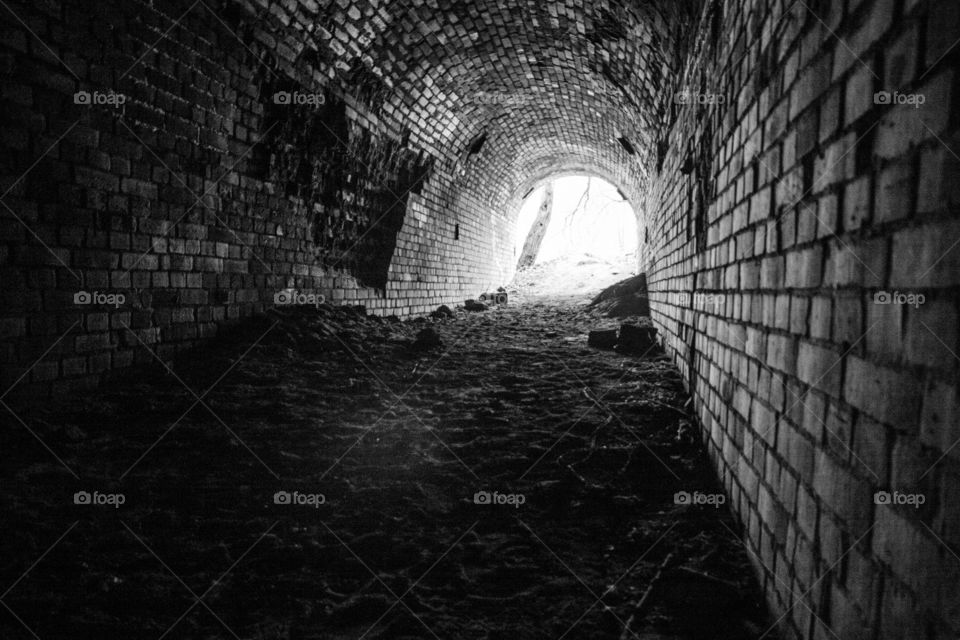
645, 1, 960, 638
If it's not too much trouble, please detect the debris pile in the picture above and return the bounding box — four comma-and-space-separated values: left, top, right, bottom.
464, 299, 488, 312
587, 273, 650, 317
588, 322, 659, 355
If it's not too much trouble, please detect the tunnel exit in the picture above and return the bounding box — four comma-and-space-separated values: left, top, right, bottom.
511, 176, 639, 301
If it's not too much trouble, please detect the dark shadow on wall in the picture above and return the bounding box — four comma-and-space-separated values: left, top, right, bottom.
258, 85, 433, 291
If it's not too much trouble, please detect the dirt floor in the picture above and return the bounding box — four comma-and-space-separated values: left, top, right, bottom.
0, 275, 777, 639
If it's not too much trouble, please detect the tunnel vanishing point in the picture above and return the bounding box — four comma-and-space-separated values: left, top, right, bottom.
1, 0, 959, 638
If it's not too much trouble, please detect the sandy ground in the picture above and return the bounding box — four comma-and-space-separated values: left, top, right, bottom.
0, 295, 775, 639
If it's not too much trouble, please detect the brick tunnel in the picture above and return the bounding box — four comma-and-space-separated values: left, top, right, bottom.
0, 0, 958, 638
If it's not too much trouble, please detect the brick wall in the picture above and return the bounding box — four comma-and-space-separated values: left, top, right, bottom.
0, 0, 519, 398
645, 0, 960, 637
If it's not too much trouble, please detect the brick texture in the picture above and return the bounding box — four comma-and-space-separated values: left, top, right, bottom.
647, 1, 960, 638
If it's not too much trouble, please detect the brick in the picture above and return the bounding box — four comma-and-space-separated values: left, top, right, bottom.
832, 0, 894, 77
852, 414, 889, 481
865, 294, 903, 360
825, 237, 886, 288
74, 332, 112, 353
819, 86, 841, 144
751, 399, 778, 447
785, 246, 823, 289
75, 166, 119, 192
925, 0, 960, 69
796, 107, 819, 158
795, 481, 819, 541
844, 356, 922, 429
843, 174, 872, 231
0, 317, 26, 339
809, 296, 832, 339
874, 160, 915, 224
903, 298, 959, 369
874, 69, 953, 160
919, 379, 960, 460
791, 54, 831, 120
760, 255, 784, 289
890, 220, 960, 287
789, 296, 809, 335
883, 25, 918, 91
844, 64, 875, 126
797, 341, 843, 396
767, 333, 797, 375
780, 423, 816, 485
813, 132, 856, 193
916, 145, 960, 215
833, 294, 864, 345
795, 201, 819, 244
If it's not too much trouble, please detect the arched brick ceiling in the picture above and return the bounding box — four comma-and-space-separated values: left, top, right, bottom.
252, 0, 702, 213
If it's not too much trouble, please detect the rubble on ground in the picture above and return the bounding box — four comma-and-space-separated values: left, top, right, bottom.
464, 299, 487, 311
588, 273, 650, 317
411, 327, 444, 350
430, 304, 455, 319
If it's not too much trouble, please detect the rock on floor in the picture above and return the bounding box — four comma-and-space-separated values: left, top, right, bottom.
0, 302, 776, 640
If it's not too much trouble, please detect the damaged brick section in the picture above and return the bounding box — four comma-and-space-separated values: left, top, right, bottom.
263, 93, 433, 290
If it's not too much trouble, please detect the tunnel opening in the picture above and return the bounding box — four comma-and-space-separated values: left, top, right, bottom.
511, 175, 639, 303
